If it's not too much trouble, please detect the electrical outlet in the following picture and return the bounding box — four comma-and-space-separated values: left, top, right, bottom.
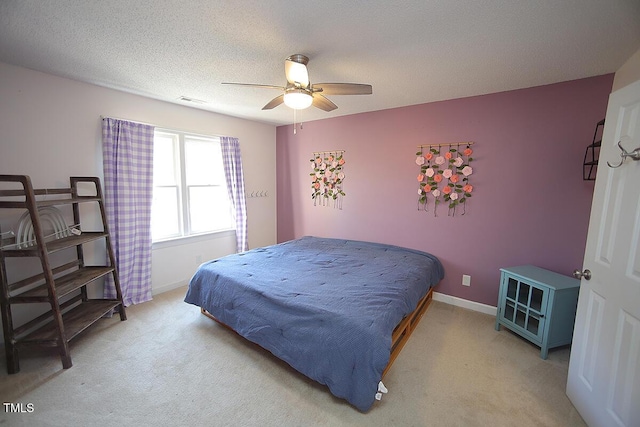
462, 275, 471, 286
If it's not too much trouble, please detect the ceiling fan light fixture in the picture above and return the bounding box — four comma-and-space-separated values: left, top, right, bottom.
284, 89, 313, 110
285, 60, 309, 86
225, 53, 371, 112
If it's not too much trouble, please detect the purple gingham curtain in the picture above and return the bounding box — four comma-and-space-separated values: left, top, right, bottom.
220, 136, 248, 252
101, 118, 154, 306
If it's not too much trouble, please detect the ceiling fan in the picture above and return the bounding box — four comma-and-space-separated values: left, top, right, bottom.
222, 54, 372, 112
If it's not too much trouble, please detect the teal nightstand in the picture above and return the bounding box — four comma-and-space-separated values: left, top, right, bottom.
495, 265, 580, 359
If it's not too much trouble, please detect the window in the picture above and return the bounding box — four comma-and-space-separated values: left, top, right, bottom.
152, 129, 234, 242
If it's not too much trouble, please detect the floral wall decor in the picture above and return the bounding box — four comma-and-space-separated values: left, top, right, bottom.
416, 142, 474, 216
310, 150, 346, 209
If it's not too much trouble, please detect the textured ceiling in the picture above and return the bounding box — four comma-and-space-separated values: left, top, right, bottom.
1, 1, 639, 126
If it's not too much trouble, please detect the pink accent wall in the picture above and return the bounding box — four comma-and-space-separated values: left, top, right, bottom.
276, 75, 614, 306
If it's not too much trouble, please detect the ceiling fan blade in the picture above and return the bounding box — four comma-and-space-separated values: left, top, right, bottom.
285, 57, 309, 87
313, 83, 372, 95
262, 94, 285, 110
312, 94, 338, 112
222, 82, 285, 90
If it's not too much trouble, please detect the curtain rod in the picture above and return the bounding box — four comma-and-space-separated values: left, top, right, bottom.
100, 115, 156, 127
417, 141, 475, 149
100, 115, 228, 138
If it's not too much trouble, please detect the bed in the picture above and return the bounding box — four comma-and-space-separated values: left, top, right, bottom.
184, 236, 444, 411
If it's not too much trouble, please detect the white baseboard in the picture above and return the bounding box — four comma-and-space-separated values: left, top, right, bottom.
152, 280, 188, 296
433, 292, 497, 316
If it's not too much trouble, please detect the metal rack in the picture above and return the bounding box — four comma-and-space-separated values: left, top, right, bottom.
583, 119, 605, 181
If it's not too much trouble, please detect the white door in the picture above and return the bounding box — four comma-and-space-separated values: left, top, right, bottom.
567, 79, 640, 427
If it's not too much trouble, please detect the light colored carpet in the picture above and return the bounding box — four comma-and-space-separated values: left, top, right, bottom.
0, 286, 585, 426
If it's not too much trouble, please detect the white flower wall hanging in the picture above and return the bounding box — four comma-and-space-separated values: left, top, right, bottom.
416, 142, 474, 216
310, 150, 346, 209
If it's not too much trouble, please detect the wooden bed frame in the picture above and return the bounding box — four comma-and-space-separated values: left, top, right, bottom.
200, 287, 434, 378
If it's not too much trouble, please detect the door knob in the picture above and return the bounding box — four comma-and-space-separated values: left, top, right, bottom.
573, 269, 591, 280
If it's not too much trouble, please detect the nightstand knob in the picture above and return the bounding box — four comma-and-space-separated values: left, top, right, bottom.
573, 269, 591, 281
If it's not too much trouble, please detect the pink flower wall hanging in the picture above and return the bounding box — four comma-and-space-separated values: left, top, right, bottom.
416, 142, 475, 216
310, 150, 346, 209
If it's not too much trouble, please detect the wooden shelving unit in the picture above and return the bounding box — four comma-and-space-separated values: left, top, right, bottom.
0, 175, 126, 373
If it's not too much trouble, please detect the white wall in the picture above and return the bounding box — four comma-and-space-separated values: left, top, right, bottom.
0, 62, 277, 339
612, 48, 640, 91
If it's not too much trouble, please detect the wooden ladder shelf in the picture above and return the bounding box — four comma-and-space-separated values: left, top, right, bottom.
0, 175, 126, 373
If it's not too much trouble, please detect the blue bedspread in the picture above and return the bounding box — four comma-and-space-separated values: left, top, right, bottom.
184, 236, 444, 411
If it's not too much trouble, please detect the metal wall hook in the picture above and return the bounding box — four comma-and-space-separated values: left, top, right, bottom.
246, 190, 269, 198
607, 140, 640, 168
